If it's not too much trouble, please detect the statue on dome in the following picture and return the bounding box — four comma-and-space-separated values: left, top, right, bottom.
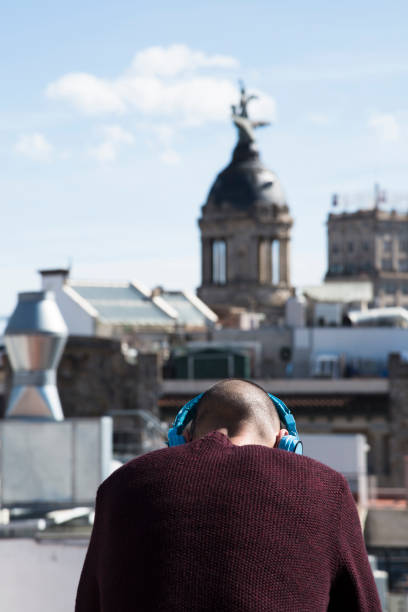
231, 81, 270, 144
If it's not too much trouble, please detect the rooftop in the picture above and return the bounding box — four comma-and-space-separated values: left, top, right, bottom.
68, 282, 217, 329
302, 281, 373, 303
328, 208, 408, 222
71, 282, 175, 327
348, 307, 408, 327
160, 290, 218, 327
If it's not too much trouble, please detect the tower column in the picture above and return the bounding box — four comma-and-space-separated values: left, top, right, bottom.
258, 238, 272, 284
202, 238, 212, 284
279, 238, 289, 284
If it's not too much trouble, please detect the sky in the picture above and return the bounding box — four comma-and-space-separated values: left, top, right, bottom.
2, 0, 408, 317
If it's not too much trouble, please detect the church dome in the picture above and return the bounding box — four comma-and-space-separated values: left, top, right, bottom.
206, 144, 287, 211
204, 82, 288, 212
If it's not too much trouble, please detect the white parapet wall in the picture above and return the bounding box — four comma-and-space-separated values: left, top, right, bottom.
0, 537, 88, 612
294, 327, 408, 362
302, 433, 368, 506
0, 417, 112, 507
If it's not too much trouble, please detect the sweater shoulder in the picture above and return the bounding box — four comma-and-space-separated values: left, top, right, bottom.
288, 451, 347, 483
98, 444, 175, 491
249, 445, 349, 491
101, 442, 346, 495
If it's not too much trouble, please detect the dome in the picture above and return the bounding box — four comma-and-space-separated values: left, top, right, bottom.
206, 143, 287, 211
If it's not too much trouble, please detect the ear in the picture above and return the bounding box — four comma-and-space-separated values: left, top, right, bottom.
183, 427, 192, 443
274, 428, 289, 448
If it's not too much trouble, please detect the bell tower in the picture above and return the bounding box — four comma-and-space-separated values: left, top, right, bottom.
197, 84, 293, 323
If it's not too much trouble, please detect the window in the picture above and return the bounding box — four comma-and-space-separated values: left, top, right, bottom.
400, 238, 408, 252
344, 263, 358, 275
212, 240, 226, 284
381, 259, 393, 271
347, 242, 354, 252
399, 259, 408, 272
258, 239, 280, 284
329, 263, 344, 274
332, 243, 339, 254
384, 282, 396, 294
272, 240, 280, 284
383, 239, 392, 253
362, 241, 370, 251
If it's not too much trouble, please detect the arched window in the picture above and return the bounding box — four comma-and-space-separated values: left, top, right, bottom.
258, 239, 280, 284
212, 240, 226, 284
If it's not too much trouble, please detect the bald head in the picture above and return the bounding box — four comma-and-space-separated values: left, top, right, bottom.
191, 379, 281, 444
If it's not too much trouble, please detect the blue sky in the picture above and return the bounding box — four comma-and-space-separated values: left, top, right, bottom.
2, 0, 408, 316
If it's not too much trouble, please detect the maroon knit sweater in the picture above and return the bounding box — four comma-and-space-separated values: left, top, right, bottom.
76, 431, 381, 611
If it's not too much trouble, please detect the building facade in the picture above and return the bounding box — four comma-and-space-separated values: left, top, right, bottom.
197, 85, 293, 323
325, 207, 408, 307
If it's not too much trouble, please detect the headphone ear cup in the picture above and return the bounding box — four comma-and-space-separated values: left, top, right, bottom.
168, 429, 186, 447
278, 435, 303, 455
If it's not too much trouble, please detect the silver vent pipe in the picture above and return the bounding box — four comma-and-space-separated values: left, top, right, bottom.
4, 291, 68, 420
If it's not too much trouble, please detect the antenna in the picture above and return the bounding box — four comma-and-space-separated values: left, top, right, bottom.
374, 183, 387, 209
330, 184, 408, 213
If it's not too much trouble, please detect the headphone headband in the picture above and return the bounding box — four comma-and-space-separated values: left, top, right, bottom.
168, 388, 302, 454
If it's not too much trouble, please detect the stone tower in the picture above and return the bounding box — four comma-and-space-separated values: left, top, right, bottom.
197, 84, 293, 323
326, 202, 408, 308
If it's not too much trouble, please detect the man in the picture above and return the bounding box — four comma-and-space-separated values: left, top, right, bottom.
76, 379, 381, 611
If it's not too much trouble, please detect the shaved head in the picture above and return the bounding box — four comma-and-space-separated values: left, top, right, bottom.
191, 379, 280, 443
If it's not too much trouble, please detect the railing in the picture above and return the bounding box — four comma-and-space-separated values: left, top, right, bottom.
108, 409, 167, 461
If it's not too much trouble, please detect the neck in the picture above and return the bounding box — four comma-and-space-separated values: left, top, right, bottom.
214, 427, 274, 448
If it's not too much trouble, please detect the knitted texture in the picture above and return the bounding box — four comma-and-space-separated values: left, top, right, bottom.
76, 431, 381, 611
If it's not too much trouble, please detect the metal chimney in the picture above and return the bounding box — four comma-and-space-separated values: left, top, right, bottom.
4, 291, 68, 420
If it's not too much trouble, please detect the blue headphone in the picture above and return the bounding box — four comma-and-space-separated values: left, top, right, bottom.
168, 391, 303, 455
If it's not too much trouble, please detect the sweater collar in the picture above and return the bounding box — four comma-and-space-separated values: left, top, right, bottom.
205, 430, 233, 446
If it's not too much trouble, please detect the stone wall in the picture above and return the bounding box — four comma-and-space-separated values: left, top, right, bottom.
198, 205, 293, 323
326, 208, 408, 307
388, 353, 408, 486
2, 336, 162, 419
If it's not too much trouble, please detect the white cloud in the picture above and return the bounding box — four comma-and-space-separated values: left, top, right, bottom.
368, 111, 400, 142
160, 149, 181, 166
89, 124, 134, 162
89, 141, 117, 162
102, 124, 134, 144
129, 44, 238, 77
46, 73, 125, 115
15, 132, 53, 160
45, 44, 276, 126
